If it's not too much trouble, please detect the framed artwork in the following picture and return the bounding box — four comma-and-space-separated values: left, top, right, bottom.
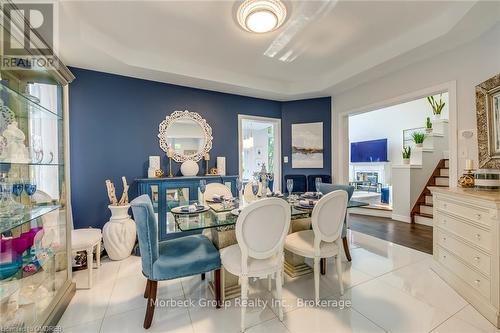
291, 122, 323, 168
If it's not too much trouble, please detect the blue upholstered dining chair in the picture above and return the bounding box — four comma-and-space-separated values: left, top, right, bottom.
284, 174, 307, 193
307, 174, 332, 192
130, 195, 222, 329
317, 183, 355, 261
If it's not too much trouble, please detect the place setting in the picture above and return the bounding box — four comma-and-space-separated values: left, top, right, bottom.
170, 202, 210, 215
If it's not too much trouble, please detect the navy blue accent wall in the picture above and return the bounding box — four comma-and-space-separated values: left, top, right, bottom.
281, 97, 332, 188
69, 67, 282, 229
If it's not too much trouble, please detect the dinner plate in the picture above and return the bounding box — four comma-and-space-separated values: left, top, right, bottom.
171, 205, 209, 215
294, 203, 315, 210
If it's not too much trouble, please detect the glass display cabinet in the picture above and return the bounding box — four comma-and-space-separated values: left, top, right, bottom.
0, 1, 75, 330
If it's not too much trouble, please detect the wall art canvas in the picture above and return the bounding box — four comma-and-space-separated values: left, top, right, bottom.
292, 122, 323, 168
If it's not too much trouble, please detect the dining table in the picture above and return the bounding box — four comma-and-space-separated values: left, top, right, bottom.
170, 193, 369, 301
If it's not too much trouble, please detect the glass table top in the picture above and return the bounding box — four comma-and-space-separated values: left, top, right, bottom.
172, 195, 369, 232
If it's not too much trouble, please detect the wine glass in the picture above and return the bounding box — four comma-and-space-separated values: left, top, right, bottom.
199, 180, 207, 205
251, 182, 259, 198
236, 177, 242, 198
24, 181, 37, 207
286, 179, 294, 198
315, 177, 322, 194
12, 181, 24, 202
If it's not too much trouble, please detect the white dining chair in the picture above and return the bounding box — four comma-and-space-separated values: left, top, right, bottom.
220, 198, 290, 332
204, 183, 233, 201
284, 190, 348, 302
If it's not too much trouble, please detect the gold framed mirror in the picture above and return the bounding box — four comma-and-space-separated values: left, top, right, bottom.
476, 73, 500, 169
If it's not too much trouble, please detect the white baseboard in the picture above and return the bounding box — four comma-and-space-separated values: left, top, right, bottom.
349, 207, 392, 218
391, 213, 411, 223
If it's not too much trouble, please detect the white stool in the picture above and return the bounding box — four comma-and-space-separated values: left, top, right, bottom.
72, 229, 102, 289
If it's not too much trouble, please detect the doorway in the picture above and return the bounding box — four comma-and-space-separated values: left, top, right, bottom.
238, 115, 281, 191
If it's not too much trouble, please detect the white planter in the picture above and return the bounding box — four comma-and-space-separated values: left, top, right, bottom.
180, 160, 199, 176
403, 159, 410, 165
434, 113, 442, 120
102, 205, 136, 260
415, 143, 423, 148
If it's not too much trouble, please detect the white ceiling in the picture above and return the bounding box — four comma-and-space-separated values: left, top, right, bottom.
58, 1, 500, 101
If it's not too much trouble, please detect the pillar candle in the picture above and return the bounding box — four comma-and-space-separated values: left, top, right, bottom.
217, 157, 226, 176
465, 159, 473, 170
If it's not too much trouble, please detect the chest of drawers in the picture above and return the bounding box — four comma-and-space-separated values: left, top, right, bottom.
430, 187, 500, 328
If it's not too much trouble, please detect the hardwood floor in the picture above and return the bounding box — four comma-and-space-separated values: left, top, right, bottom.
349, 213, 433, 254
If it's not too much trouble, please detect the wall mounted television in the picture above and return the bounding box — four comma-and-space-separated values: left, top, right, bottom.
350, 138, 388, 163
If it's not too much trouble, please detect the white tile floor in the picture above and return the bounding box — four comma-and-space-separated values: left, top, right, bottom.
58, 231, 500, 333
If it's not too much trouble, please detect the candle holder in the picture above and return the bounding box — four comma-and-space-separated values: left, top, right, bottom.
168, 157, 174, 178
458, 169, 475, 188
204, 153, 210, 176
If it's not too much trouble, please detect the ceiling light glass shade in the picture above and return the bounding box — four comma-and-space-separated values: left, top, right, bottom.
237, 0, 287, 33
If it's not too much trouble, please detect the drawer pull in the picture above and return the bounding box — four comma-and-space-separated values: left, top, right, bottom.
475, 234, 481, 241
442, 237, 446, 242
443, 203, 448, 209
442, 219, 447, 224
475, 214, 482, 220
474, 279, 481, 287
473, 256, 481, 263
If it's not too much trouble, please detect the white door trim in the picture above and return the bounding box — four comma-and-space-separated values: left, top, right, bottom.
332, 80, 458, 187
238, 114, 282, 191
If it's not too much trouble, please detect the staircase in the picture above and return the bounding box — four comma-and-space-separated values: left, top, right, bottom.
411, 159, 449, 225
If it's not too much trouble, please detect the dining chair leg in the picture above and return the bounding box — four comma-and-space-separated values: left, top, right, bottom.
336, 255, 344, 295
144, 280, 157, 329
214, 269, 222, 309
96, 240, 101, 268
276, 270, 284, 321
144, 279, 151, 298
86, 247, 93, 289
201, 273, 206, 280
240, 276, 248, 332
313, 257, 320, 303
342, 236, 352, 262
320, 258, 327, 275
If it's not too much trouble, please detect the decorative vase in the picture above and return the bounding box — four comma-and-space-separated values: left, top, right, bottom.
180, 160, 199, 176
425, 128, 432, 134
403, 159, 410, 165
434, 113, 441, 120
416, 143, 423, 148
102, 205, 136, 260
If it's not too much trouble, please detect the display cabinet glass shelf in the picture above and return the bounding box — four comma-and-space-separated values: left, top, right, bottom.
0, 1, 75, 330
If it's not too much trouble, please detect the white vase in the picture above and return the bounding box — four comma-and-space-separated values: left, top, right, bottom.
416, 143, 423, 148
434, 113, 441, 120
180, 160, 199, 176
403, 159, 410, 165
102, 205, 136, 260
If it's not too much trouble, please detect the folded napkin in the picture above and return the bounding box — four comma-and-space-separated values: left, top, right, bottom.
211, 194, 225, 203
181, 204, 197, 212
299, 200, 316, 207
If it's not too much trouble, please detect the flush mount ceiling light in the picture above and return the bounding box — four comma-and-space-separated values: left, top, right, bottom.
237, 0, 287, 33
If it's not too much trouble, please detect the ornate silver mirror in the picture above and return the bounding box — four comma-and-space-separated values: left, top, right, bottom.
476, 73, 500, 169
158, 110, 213, 162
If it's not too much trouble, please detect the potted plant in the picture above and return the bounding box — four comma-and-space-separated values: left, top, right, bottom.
427, 94, 445, 119
402, 146, 411, 164
425, 117, 432, 133
412, 131, 426, 147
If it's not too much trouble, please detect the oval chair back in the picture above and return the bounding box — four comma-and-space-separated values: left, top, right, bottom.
130, 195, 159, 279
311, 190, 348, 245
205, 183, 233, 201
235, 198, 290, 274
